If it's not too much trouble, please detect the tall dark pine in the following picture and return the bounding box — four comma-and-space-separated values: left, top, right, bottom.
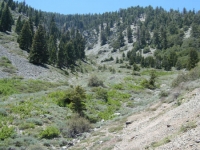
187, 48, 199, 70
0, 4, 13, 32
29, 25, 48, 64
65, 41, 75, 66
101, 31, 107, 46
48, 35, 57, 65
49, 15, 59, 39
28, 18, 34, 37
15, 15, 22, 34
19, 21, 32, 51
118, 31, 125, 47
127, 25, 133, 43
74, 31, 85, 60
57, 40, 66, 68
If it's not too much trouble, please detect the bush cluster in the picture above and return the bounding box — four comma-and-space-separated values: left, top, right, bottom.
39, 126, 60, 139
88, 75, 104, 87
66, 114, 92, 138
0, 126, 15, 140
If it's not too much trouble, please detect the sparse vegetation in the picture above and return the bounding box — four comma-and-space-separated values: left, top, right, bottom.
151, 137, 171, 148
179, 121, 197, 133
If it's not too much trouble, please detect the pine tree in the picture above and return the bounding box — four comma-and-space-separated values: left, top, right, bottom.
19, 21, 32, 51
65, 41, 75, 66
49, 15, 59, 38
7, 0, 13, 8
127, 25, 133, 43
100, 31, 107, 46
48, 35, 57, 65
28, 18, 34, 37
74, 31, 85, 60
0, 4, 13, 32
57, 40, 66, 68
187, 48, 199, 70
15, 15, 22, 34
118, 31, 125, 47
70, 86, 86, 116
29, 25, 48, 64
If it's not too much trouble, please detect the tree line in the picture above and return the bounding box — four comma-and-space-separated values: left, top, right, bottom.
1, 0, 200, 70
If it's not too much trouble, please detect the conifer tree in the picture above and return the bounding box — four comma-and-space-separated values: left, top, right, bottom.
127, 25, 133, 43
15, 15, 22, 34
19, 21, 32, 51
49, 15, 59, 39
48, 35, 57, 65
0, 4, 13, 32
57, 40, 66, 68
28, 18, 34, 37
118, 31, 125, 47
65, 41, 75, 66
73, 31, 85, 60
7, 0, 13, 8
101, 31, 107, 46
187, 48, 199, 70
29, 25, 48, 64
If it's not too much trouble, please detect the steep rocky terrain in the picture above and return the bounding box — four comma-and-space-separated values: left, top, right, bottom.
70, 88, 200, 150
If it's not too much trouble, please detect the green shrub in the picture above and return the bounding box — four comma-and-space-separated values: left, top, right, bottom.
26, 118, 43, 126
95, 88, 108, 102
126, 101, 135, 108
19, 123, 35, 130
88, 75, 104, 87
39, 126, 60, 139
0, 126, 15, 140
57, 86, 86, 116
113, 83, 124, 90
159, 90, 169, 98
141, 71, 157, 89
133, 63, 140, 71
143, 47, 150, 54
0, 108, 8, 116
66, 114, 92, 138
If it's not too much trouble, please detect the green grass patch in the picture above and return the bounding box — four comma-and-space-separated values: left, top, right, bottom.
141, 70, 174, 76
9, 100, 47, 119
0, 126, 15, 140
0, 57, 17, 74
39, 126, 60, 139
151, 137, 171, 148
127, 83, 144, 91
0, 78, 65, 97
0, 57, 12, 68
112, 83, 124, 90
108, 126, 123, 133
108, 90, 131, 101
124, 76, 133, 81
179, 121, 197, 133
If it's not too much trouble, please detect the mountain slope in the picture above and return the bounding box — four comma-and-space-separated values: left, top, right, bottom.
70, 88, 200, 150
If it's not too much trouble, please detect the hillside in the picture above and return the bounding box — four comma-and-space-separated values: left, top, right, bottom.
0, 0, 200, 150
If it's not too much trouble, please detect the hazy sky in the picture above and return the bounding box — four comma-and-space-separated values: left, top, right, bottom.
14, 0, 200, 15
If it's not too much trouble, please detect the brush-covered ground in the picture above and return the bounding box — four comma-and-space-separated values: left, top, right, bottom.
0, 24, 200, 150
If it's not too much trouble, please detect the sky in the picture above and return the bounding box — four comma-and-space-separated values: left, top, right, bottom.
14, 0, 200, 15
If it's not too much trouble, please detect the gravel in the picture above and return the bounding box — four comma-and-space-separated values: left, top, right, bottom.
0, 45, 66, 81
